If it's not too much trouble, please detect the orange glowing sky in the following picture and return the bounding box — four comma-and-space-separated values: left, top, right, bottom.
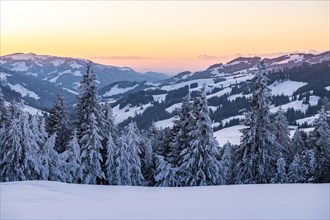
0, 1, 329, 74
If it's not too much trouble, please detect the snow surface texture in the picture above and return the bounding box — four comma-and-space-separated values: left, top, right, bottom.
7, 83, 40, 100
269, 80, 307, 96
103, 84, 139, 97
1, 181, 329, 220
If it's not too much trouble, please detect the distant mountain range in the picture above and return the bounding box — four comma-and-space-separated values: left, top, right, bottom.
1, 51, 329, 133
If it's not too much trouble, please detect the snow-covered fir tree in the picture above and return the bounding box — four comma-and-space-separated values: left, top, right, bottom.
63, 129, 82, 183
124, 122, 145, 185
30, 115, 47, 148
178, 86, 224, 186
273, 107, 290, 161
154, 155, 178, 187
234, 61, 280, 184
308, 106, 330, 182
75, 61, 106, 140
44, 134, 68, 182
168, 94, 194, 166
271, 158, 287, 183
221, 142, 234, 185
300, 149, 318, 183
104, 132, 117, 185
47, 93, 71, 153
80, 113, 105, 184
113, 136, 133, 185
287, 154, 304, 183
0, 89, 8, 124
0, 118, 25, 181
19, 112, 40, 180
139, 133, 155, 186
288, 129, 306, 163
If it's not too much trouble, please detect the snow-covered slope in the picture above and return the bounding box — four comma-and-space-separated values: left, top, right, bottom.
1, 181, 329, 220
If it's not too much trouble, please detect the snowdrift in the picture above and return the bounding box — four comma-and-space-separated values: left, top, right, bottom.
1, 181, 329, 219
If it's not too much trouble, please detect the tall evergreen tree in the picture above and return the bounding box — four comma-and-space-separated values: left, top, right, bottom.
64, 129, 82, 183
19, 112, 40, 180
308, 106, 330, 182
113, 136, 133, 185
0, 89, 8, 124
154, 155, 178, 187
273, 107, 290, 161
288, 129, 306, 163
0, 118, 25, 181
288, 154, 304, 183
124, 122, 145, 185
221, 142, 234, 185
80, 113, 105, 184
104, 133, 117, 185
271, 158, 287, 183
168, 95, 194, 166
75, 61, 106, 140
178, 86, 224, 186
47, 93, 71, 153
235, 61, 280, 184
300, 149, 317, 183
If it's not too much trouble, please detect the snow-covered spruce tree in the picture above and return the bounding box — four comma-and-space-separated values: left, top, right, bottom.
308, 106, 330, 182
168, 94, 194, 166
178, 86, 224, 186
288, 129, 306, 164
75, 61, 106, 140
234, 61, 280, 184
124, 122, 145, 185
287, 154, 304, 183
0, 89, 8, 124
75, 62, 107, 184
300, 149, 317, 183
271, 158, 288, 184
63, 129, 82, 183
47, 93, 71, 153
19, 111, 40, 180
221, 142, 235, 185
273, 107, 291, 161
0, 118, 25, 181
104, 132, 117, 185
30, 115, 47, 149
80, 113, 105, 184
154, 155, 178, 187
44, 134, 68, 182
139, 133, 155, 186
113, 136, 132, 185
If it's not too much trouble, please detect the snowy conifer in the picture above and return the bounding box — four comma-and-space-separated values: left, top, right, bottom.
19, 112, 40, 180
64, 129, 82, 183
105, 133, 117, 185
124, 122, 145, 185
0, 118, 25, 181
273, 107, 290, 161
154, 155, 178, 187
75, 62, 106, 140
0, 89, 8, 124
168, 94, 194, 166
300, 149, 317, 183
80, 113, 105, 184
288, 154, 304, 183
178, 86, 224, 186
308, 106, 330, 182
45, 134, 67, 182
289, 129, 306, 163
221, 142, 234, 184
48, 93, 71, 153
271, 158, 287, 183
113, 136, 132, 185
235, 61, 280, 184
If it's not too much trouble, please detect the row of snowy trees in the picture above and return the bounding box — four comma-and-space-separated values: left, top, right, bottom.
0, 61, 329, 185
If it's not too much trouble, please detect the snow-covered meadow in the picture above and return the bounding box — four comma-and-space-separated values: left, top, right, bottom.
1, 181, 329, 219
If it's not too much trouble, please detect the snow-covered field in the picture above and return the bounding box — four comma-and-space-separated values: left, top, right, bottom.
1, 181, 328, 219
